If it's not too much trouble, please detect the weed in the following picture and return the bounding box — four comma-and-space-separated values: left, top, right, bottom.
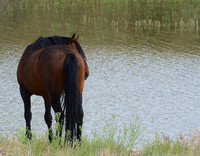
0, 115, 143, 155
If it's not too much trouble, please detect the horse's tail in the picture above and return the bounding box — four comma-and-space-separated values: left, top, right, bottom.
62, 53, 79, 141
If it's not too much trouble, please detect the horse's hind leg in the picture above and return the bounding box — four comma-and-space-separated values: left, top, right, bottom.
77, 95, 84, 142
20, 85, 32, 139
44, 99, 53, 142
44, 96, 64, 142
52, 98, 64, 138
77, 112, 83, 142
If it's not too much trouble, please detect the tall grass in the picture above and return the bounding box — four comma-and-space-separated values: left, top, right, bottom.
1, 116, 200, 155
0, 115, 143, 155
142, 131, 200, 156
1, 0, 200, 33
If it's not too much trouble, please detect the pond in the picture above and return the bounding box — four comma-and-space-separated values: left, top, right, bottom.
0, 1, 200, 146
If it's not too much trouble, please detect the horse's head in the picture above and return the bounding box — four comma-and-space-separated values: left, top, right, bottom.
70, 33, 89, 80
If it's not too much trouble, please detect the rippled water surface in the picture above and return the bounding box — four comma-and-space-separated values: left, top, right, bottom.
0, 4, 200, 146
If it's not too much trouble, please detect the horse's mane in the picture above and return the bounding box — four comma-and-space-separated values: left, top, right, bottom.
74, 40, 87, 61
25, 36, 87, 61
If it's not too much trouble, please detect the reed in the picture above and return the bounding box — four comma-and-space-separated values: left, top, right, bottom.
1, 0, 199, 33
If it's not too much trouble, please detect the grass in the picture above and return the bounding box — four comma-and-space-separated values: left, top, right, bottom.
0, 115, 143, 155
142, 131, 200, 156
1, 0, 200, 33
1, 115, 200, 155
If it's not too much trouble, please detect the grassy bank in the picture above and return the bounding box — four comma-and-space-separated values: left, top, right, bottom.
142, 130, 200, 156
1, 0, 200, 33
0, 115, 143, 155
1, 116, 200, 155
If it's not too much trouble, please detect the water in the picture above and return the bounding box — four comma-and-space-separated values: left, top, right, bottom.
0, 3, 200, 146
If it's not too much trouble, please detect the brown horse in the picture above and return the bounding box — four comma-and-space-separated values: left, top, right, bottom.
17, 33, 89, 142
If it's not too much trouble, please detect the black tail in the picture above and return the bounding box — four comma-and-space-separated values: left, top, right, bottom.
62, 54, 80, 141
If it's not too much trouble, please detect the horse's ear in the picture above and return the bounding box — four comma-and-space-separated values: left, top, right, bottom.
72, 33, 76, 39
71, 33, 76, 43
75, 35, 79, 41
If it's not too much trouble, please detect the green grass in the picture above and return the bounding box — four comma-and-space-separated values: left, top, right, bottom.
0, 115, 143, 155
1, 0, 200, 33
142, 131, 200, 156
1, 116, 200, 155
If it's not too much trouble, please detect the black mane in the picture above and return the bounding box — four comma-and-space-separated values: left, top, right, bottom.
74, 40, 87, 61
25, 36, 87, 61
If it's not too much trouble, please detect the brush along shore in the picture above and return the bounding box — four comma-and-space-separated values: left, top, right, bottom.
0, 116, 200, 155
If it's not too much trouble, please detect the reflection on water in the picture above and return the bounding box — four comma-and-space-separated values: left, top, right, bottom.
0, 4, 200, 146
